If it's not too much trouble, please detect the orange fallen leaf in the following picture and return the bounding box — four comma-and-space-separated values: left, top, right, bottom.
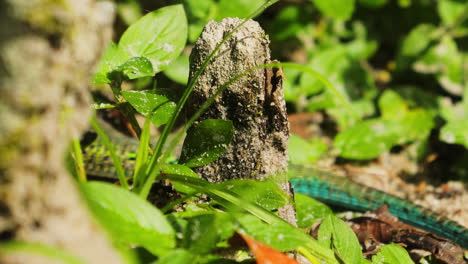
239, 233, 299, 264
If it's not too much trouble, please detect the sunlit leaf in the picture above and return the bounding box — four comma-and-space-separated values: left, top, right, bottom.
288, 134, 327, 164
164, 53, 190, 85
219, 179, 289, 211
119, 5, 187, 74
318, 215, 364, 263
371, 244, 414, 264
310, 0, 355, 20
295, 193, 332, 228
80, 182, 175, 256
121, 90, 176, 126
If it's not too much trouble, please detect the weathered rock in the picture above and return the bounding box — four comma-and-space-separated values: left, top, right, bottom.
187, 18, 296, 225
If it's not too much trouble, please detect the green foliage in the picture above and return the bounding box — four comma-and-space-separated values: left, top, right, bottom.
334, 90, 434, 159
295, 193, 333, 228
371, 244, 415, 264
318, 215, 366, 263
289, 133, 328, 164
310, 0, 355, 20
93, 5, 187, 84
74, 0, 468, 263
80, 182, 175, 257
122, 90, 176, 126
179, 119, 234, 167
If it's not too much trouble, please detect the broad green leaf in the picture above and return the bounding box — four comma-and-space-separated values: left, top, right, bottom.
119, 5, 187, 74
334, 119, 399, 160
414, 36, 464, 95
399, 24, 437, 57
295, 193, 333, 228
116, 0, 143, 26
179, 119, 234, 167
310, 0, 355, 20
216, 0, 262, 20
164, 53, 190, 85
328, 99, 375, 129
300, 46, 349, 98
439, 91, 468, 147
219, 179, 289, 211
80, 182, 175, 256
440, 119, 468, 148
115, 57, 154, 80
152, 249, 196, 264
318, 215, 364, 264
288, 134, 328, 164
371, 244, 414, 264
161, 164, 199, 193
438, 0, 468, 27
379, 90, 407, 120
182, 0, 217, 42
92, 42, 128, 84
395, 109, 434, 144
121, 90, 176, 126
237, 214, 313, 251
182, 213, 235, 255
345, 21, 378, 60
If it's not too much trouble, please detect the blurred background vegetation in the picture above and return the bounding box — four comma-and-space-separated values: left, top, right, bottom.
102, 0, 468, 183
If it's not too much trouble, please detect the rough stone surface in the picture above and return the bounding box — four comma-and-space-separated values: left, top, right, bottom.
187, 18, 296, 225
0, 0, 124, 263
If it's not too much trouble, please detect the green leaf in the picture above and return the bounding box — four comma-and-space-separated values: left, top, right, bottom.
119, 5, 187, 74
414, 36, 464, 95
328, 99, 375, 129
80, 182, 175, 256
379, 90, 408, 120
334, 119, 399, 160
161, 164, 199, 193
216, 0, 263, 20
182, 0, 217, 42
300, 46, 349, 98
237, 214, 313, 251
310, 0, 355, 20
164, 53, 190, 85
439, 98, 468, 147
92, 42, 128, 84
318, 215, 364, 264
395, 109, 434, 144
219, 179, 289, 211
121, 90, 176, 126
288, 133, 328, 164
182, 213, 235, 254
399, 24, 437, 57
179, 119, 234, 167
295, 193, 333, 228
115, 56, 154, 80
371, 244, 414, 264
438, 0, 468, 27
153, 249, 196, 264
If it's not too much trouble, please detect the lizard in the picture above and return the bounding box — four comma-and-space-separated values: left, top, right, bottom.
82, 131, 468, 250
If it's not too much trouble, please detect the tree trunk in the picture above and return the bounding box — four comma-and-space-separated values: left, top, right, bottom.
0, 1, 124, 263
